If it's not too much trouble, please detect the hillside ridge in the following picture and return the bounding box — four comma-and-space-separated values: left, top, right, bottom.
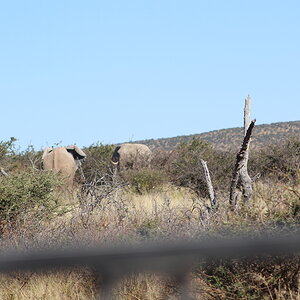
135, 120, 300, 152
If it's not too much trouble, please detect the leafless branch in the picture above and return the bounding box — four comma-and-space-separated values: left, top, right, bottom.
200, 159, 216, 209
0, 168, 8, 176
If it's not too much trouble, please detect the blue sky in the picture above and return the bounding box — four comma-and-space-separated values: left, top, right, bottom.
0, 1, 299, 150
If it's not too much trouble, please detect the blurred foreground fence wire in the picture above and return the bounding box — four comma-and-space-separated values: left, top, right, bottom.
0, 232, 300, 299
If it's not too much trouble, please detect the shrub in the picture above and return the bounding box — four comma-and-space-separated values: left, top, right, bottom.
202, 256, 300, 299
169, 138, 234, 196
150, 149, 176, 172
250, 137, 300, 184
0, 170, 61, 222
80, 143, 115, 183
124, 168, 167, 194
8, 145, 43, 174
0, 137, 18, 172
0, 139, 43, 175
0, 137, 17, 158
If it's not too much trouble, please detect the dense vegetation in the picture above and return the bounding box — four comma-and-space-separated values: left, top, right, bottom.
0, 127, 299, 299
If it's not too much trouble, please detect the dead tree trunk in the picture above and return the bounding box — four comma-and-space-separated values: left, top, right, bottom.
244, 95, 251, 136
240, 95, 253, 202
200, 159, 216, 209
229, 119, 256, 208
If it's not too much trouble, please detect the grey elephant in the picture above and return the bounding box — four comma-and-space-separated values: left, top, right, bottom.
42, 145, 86, 183
111, 143, 152, 170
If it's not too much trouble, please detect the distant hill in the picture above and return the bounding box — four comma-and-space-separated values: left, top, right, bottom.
135, 121, 300, 152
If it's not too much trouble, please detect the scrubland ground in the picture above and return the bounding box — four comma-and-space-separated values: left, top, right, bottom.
0, 180, 299, 300
0, 137, 299, 299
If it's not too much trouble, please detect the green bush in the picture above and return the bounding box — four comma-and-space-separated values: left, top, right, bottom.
250, 137, 300, 184
0, 139, 43, 174
124, 168, 167, 194
169, 138, 234, 196
0, 137, 17, 158
0, 137, 18, 172
0, 170, 61, 221
80, 143, 115, 183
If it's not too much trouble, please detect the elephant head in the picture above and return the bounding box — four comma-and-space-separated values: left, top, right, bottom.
111, 143, 152, 170
42, 145, 86, 183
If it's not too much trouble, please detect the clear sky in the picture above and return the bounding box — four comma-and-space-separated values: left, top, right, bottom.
0, 1, 299, 150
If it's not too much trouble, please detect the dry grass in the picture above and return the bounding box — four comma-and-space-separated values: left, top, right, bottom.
0, 180, 299, 299
0, 270, 97, 300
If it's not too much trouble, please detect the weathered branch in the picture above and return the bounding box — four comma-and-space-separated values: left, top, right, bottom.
0, 168, 8, 176
200, 159, 216, 209
240, 95, 253, 202
229, 119, 256, 207
244, 95, 251, 136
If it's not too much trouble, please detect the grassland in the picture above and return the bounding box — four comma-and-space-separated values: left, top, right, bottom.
0, 127, 299, 299
0, 179, 299, 299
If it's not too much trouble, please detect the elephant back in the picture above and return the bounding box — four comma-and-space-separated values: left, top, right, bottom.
113, 143, 152, 169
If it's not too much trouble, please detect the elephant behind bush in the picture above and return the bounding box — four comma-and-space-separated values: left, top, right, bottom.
111, 143, 152, 170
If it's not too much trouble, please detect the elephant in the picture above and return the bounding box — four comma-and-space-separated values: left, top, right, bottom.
42, 145, 86, 183
111, 143, 152, 170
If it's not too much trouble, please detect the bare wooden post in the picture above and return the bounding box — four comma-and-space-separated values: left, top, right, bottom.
230, 119, 256, 207
240, 95, 253, 202
200, 159, 216, 208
